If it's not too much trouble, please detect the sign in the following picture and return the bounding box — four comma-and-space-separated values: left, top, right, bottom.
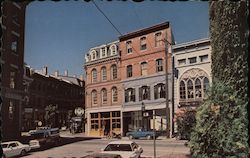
143, 112, 149, 117
38, 121, 42, 126
74, 107, 84, 116
24, 108, 33, 113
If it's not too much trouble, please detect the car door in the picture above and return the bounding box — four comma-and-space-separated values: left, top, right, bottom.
15, 142, 23, 156
8, 143, 18, 157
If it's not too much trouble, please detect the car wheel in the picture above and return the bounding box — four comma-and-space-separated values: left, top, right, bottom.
128, 135, 133, 140
21, 149, 26, 156
146, 135, 151, 140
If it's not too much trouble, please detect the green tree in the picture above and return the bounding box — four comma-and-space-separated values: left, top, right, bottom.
189, 1, 249, 157
44, 104, 58, 127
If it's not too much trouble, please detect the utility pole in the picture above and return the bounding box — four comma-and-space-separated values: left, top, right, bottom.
164, 38, 170, 138
153, 109, 156, 158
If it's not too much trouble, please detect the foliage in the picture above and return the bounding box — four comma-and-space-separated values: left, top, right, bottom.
176, 108, 196, 140
44, 104, 58, 127
189, 81, 249, 158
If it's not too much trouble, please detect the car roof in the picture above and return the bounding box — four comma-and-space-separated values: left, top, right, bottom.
108, 140, 135, 145
1, 141, 19, 144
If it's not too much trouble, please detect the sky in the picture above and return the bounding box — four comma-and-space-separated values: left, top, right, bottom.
24, 1, 209, 77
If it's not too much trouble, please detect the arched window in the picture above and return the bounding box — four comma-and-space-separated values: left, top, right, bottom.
187, 80, 194, 99
179, 81, 186, 99
112, 87, 118, 103
125, 88, 135, 102
110, 45, 117, 55
101, 88, 107, 104
111, 64, 117, 80
154, 83, 165, 99
91, 90, 97, 105
203, 77, 209, 94
91, 69, 97, 83
195, 78, 202, 98
91, 50, 97, 60
141, 62, 147, 76
139, 86, 150, 101
101, 66, 107, 81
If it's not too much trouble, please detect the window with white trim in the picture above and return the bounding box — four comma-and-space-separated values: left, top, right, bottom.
156, 59, 163, 72
154, 83, 165, 99
125, 88, 135, 102
101, 88, 107, 104
91, 90, 97, 105
112, 87, 118, 103
155, 32, 162, 47
101, 66, 107, 81
141, 62, 147, 76
91, 69, 97, 83
127, 65, 133, 78
139, 86, 150, 101
126, 41, 132, 54
111, 64, 117, 80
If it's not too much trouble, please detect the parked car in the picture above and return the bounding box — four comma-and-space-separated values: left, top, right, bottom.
29, 127, 60, 149
83, 153, 122, 158
1, 141, 31, 158
101, 141, 143, 158
126, 128, 161, 140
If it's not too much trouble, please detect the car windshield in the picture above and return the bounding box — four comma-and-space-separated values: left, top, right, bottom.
1, 144, 8, 148
104, 144, 132, 151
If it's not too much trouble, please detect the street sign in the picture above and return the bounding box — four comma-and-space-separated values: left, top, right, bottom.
143, 112, 149, 117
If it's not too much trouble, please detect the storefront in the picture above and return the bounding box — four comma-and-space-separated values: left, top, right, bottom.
89, 111, 121, 136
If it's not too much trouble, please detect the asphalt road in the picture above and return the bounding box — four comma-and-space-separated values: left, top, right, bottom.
22, 136, 189, 158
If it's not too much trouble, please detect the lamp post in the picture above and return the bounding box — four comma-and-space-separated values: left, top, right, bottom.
141, 102, 145, 129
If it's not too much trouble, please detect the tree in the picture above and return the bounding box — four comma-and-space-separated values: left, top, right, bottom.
189, 1, 249, 157
44, 104, 58, 127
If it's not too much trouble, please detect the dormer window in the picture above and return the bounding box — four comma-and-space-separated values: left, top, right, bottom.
101, 47, 106, 58
110, 45, 117, 55
91, 50, 97, 60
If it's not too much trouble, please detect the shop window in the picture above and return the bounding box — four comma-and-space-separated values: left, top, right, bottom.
91, 120, 99, 130
112, 119, 121, 128
112, 111, 120, 117
101, 112, 110, 118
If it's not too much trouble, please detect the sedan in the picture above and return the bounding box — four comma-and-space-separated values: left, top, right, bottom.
101, 141, 143, 158
1, 141, 31, 158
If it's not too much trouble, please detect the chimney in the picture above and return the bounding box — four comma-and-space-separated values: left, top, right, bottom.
64, 70, 68, 76
43, 66, 48, 75
55, 70, 59, 77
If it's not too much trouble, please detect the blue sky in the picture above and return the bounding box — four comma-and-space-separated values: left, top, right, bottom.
24, 1, 209, 77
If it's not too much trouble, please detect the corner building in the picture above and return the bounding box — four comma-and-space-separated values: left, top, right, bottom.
119, 22, 174, 135
84, 41, 122, 136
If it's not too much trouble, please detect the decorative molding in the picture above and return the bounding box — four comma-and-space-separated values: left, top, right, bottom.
181, 68, 208, 80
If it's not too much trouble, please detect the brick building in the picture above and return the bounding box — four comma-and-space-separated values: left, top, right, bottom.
22, 66, 85, 131
1, 1, 28, 140
119, 22, 174, 136
84, 41, 122, 136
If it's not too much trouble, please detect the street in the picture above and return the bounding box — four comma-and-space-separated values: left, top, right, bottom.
22, 132, 190, 158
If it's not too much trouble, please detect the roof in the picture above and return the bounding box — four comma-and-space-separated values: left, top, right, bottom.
173, 38, 210, 50
119, 21, 169, 41
108, 141, 134, 145
1, 141, 20, 144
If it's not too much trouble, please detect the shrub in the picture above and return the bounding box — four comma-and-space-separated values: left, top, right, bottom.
176, 108, 196, 140
189, 81, 249, 158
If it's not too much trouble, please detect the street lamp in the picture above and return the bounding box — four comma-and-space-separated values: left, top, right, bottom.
141, 102, 145, 129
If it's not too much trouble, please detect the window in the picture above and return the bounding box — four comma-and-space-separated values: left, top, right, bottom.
112, 87, 118, 103
200, 55, 208, 62
111, 64, 117, 80
203, 77, 209, 94
187, 80, 194, 98
139, 86, 150, 101
195, 79, 202, 98
127, 65, 133, 78
141, 62, 147, 75
155, 32, 162, 47
91, 50, 97, 60
125, 88, 135, 102
91, 113, 99, 130
91, 69, 97, 83
11, 41, 17, 52
101, 88, 107, 104
101, 47, 106, 57
101, 67, 107, 81
178, 59, 186, 66
91, 90, 97, 105
179, 81, 186, 99
9, 101, 14, 119
140, 37, 147, 50
126, 41, 132, 53
10, 72, 15, 89
154, 83, 165, 99
112, 119, 121, 128
188, 57, 197, 64
111, 45, 117, 55
156, 59, 163, 72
